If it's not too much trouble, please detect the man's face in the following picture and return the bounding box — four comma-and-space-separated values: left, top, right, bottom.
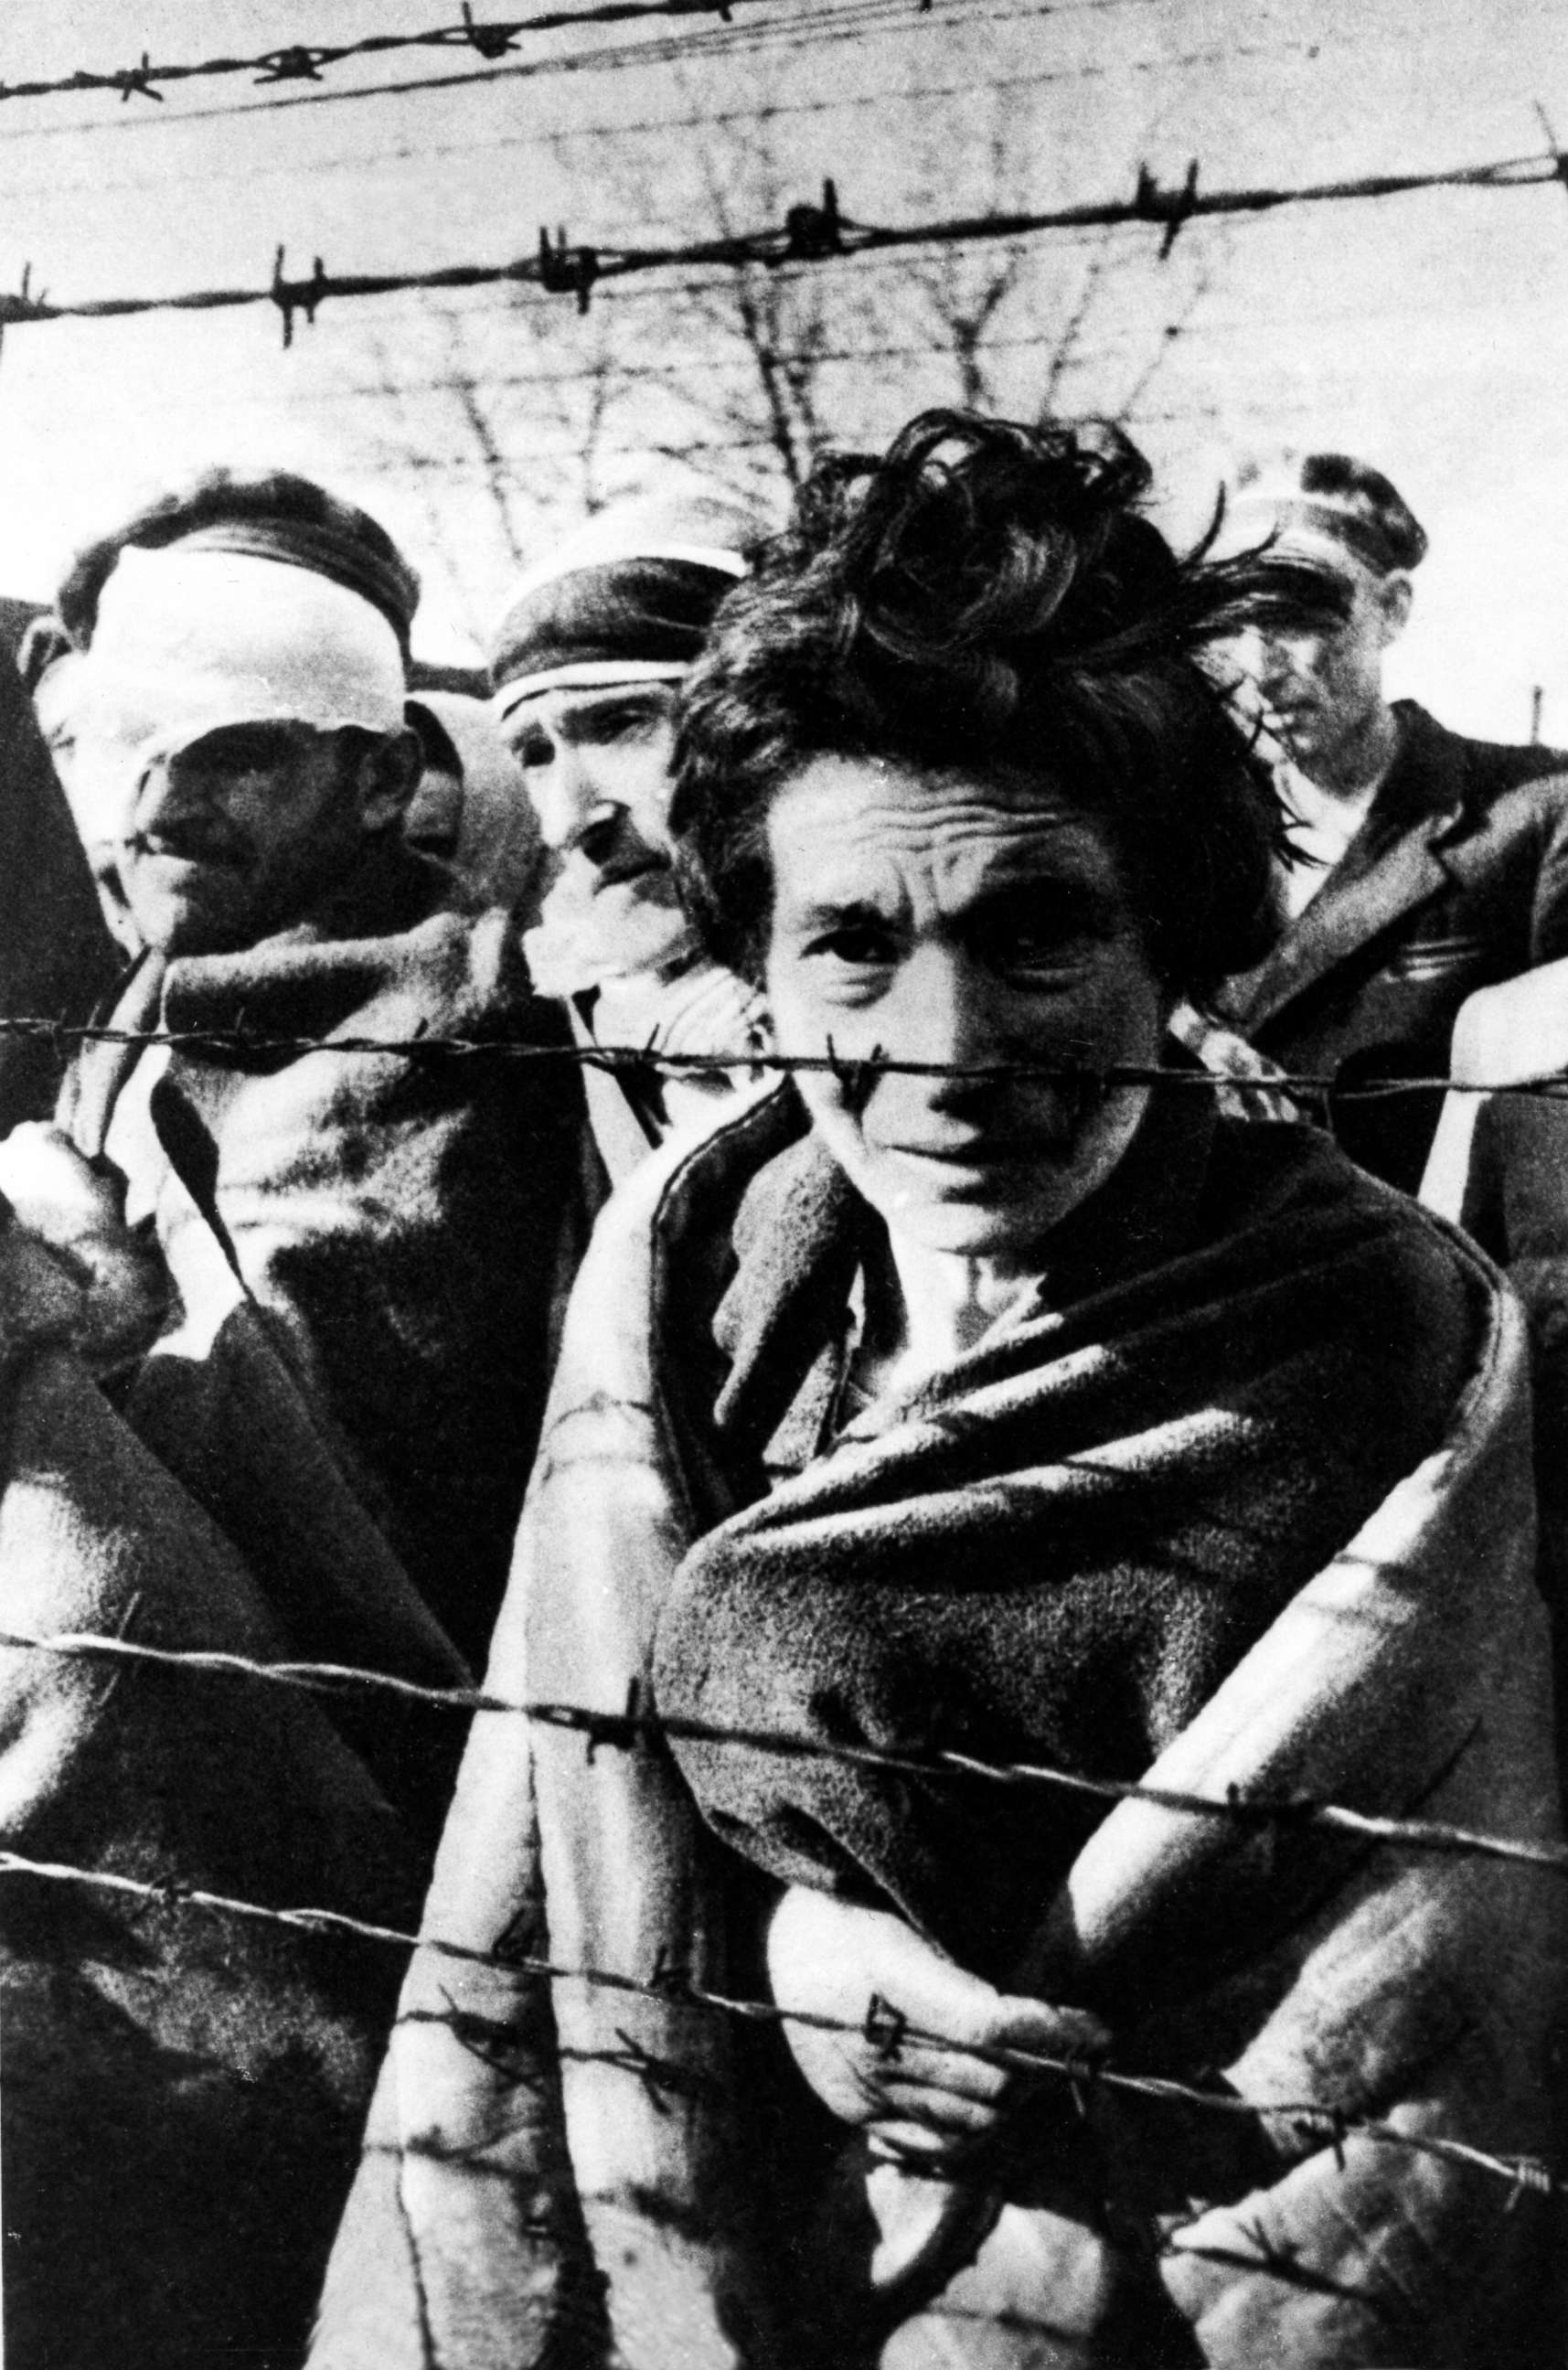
1235, 568, 1407, 777
112, 720, 371, 957
33, 650, 139, 948
505, 682, 681, 930
763, 754, 1169, 1273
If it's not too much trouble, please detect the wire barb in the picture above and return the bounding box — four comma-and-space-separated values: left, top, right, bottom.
1134, 158, 1202, 258
460, 5, 518, 59
0, 1833, 1560, 2208
775, 177, 844, 265
9, 137, 1568, 337
536, 224, 600, 313
0, 264, 50, 329
0, 1010, 1564, 1105
254, 45, 332, 87
112, 52, 164, 104
0, 2, 776, 112
864, 1991, 909, 2062
1, 1628, 1565, 1883
270, 247, 329, 347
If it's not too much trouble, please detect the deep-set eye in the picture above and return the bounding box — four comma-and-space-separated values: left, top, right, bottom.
805, 923, 898, 967
185, 723, 306, 776
995, 926, 1093, 977
582, 700, 670, 747
974, 889, 1109, 978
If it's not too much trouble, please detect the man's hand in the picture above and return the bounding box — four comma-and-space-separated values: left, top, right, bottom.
764, 1884, 1111, 2173
0, 1124, 170, 1369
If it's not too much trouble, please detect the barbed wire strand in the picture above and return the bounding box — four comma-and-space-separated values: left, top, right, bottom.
0, 1013, 1563, 1103
0, 0, 1142, 138
0, 1, 782, 110
0, 1623, 1563, 1878
0, 1831, 1557, 2206
4, 138, 1563, 342
0, 34, 1331, 205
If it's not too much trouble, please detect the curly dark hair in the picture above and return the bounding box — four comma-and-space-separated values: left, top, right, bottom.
671, 409, 1339, 1003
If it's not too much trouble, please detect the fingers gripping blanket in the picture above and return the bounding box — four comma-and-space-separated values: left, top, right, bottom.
313, 1089, 1565, 2370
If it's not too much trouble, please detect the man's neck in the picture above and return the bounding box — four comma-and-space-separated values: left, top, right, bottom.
1296, 701, 1402, 803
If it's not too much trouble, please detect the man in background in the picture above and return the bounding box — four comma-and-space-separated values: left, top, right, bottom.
27, 470, 582, 1664
489, 491, 771, 1184
1217, 452, 1568, 1189
0, 470, 588, 2368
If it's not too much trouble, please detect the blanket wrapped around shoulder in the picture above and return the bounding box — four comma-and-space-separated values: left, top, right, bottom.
0, 1177, 475, 2370
60, 839, 590, 1668
311, 1087, 1565, 2370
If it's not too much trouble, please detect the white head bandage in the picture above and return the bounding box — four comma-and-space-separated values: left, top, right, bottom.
81, 545, 408, 753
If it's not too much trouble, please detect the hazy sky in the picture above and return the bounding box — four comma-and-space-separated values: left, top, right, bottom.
5, 0, 1568, 732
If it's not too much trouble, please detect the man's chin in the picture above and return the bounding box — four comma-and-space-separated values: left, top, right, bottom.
581, 871, 691, 972
125, 893, 250, 959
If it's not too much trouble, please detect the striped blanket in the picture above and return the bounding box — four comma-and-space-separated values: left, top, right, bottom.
314, 1087, 1565, 2370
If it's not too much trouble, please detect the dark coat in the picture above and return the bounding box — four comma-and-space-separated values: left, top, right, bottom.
0, 641, 119, 1131
1217, 699, 1568, 1189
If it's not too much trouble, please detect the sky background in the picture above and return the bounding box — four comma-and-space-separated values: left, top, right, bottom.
4, 0, 1568, 739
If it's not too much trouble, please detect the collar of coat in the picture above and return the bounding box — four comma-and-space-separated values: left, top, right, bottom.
684, 1063, 1219, 1479
1221, 702, 1501, 1035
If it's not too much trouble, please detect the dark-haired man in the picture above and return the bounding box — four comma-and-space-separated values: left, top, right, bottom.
1217, 452, 1568, 1189
22, 472, 582, 1663
0, 473, 586, 2367
489, 492, 770, 1182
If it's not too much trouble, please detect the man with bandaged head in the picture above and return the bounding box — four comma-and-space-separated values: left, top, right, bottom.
489, 491, 771, 1181
9, 471, 582, 1668
1217, 453, 1568, 1189
0, 474, 591, 2368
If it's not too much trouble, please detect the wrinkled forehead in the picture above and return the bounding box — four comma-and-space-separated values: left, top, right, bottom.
767, 755, 1125, 915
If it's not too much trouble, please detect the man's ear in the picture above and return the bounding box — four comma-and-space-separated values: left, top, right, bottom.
1374, 571, 1413, 648
355, 727, 424, 832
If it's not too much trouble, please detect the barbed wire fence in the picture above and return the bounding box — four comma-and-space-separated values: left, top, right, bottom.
5, 12, 1568, 2315
0, 1016, 1565, 1104
5, 139, 1568, 345
0, 1, 777, 109
0, 0, 1091, 140
0, 1616, 1561, 2212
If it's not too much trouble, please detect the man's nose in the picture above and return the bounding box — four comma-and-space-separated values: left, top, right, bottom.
528, 747, 618, 854
897, 946, 1008, 1090
131, 747, 210, 832
1254, 629, 1303, 683
1231, 626, 1267, 676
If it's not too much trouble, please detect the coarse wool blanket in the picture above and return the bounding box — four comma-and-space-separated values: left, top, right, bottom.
0, 1201, 470, 2370
309, 1087, 1566, 2370
59, 838, 590, 1670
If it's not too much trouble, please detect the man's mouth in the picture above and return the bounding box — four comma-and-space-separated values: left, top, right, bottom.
880, 1132, 1065, 1170
130, 828, 244, 869
592, 853, 668, 891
